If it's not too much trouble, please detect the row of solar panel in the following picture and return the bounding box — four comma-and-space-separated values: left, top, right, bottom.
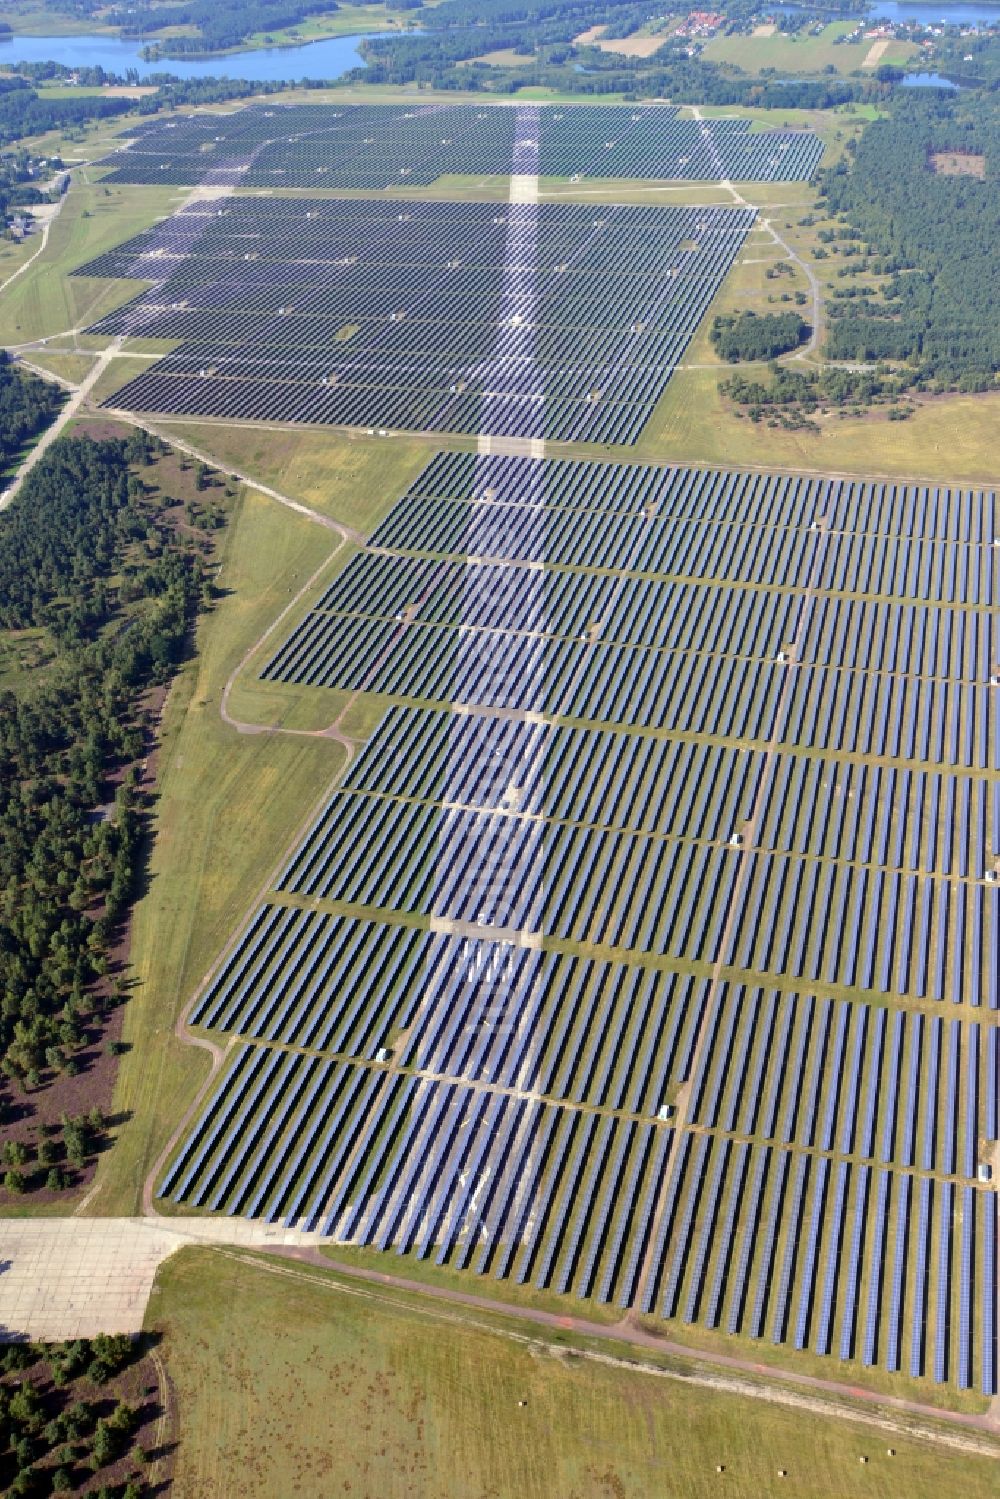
266, 614, 998, 767
272, 789, 998, 1003
653, 1136, 993, 1392
100, 102, 824, 187
312, 552, 998, 679
342, 704, 1000, 877
159, 1038, 996, 1391
364, 497, 999, 600
401, 451, 1000, 539
191, 900, 1000, 1166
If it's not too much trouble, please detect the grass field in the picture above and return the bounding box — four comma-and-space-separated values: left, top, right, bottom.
19, 348, 98, 384
466, 46, 537, 66
0, 176, 180, 346
147, 423, 448, 732
0, 225, 44, 285
314, 1238, 987, 1417
246, 2, 407, 43
159, 420, 445, 533
88, 484, 343, 1216
703, 23, 917, 76
151, 1248, 1000, 1499
624, 366, 1000, 484
129, 361, 1000, 524
41, 84, 159, 99
85, 354, 163, 407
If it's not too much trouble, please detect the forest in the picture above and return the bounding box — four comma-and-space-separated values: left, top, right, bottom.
0, 356, 63, 471
819, 91, 1000, 386
0, 1335, 155, 1497
0, 430, 226, 1159
711, 311, 809, 363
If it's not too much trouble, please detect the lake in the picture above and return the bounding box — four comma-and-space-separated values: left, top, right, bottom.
773, 0, 1000, 20
1, 0, 997, 85
0, 30, 377, 81
868, 0, 1000, 20
901, 68, 964, 82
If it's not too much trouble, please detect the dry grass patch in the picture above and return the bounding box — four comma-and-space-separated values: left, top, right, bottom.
151, 1248, 1000, 1499
595, 32, 669, 56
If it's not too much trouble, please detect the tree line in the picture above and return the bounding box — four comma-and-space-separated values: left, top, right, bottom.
0, 70, 300, 146
357, 24, 897, 105
0, 430, 226, 1116
0, 76, 134, 149
134, 0, 344, 58
352, 0, 897, 102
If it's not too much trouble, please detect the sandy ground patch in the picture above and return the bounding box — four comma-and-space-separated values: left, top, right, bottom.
470, 47, 534, 65
574, 23, 606, 44
597, 33, 669, 56
862, 37, 890, 67
753, 23, 777, 36
930, 149, 986, 178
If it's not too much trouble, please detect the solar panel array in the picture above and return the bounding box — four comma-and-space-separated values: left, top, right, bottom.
97, 102, 824, 188
161, 450, 1000, 1397
78, 196, 753, 444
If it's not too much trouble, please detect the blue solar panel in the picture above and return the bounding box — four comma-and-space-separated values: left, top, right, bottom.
909, 1176, 932, 1378
957, 1185, 974, 1389
933, 1182, 953, 1383
885, 1174, 910, 1372
839, 1166, 870, 1362
862, 1170, 890, 1367
983, 1193, 997, 1395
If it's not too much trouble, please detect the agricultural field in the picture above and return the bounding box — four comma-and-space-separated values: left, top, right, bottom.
95, 102, 825, 189
158, 449, 1000, 1402
80, 195, 756, 444
703, 22, 917, 77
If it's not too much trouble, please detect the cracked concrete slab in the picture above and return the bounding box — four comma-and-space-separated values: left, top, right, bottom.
0, 1217, 332, 1341
0, 1220, 189, 1340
